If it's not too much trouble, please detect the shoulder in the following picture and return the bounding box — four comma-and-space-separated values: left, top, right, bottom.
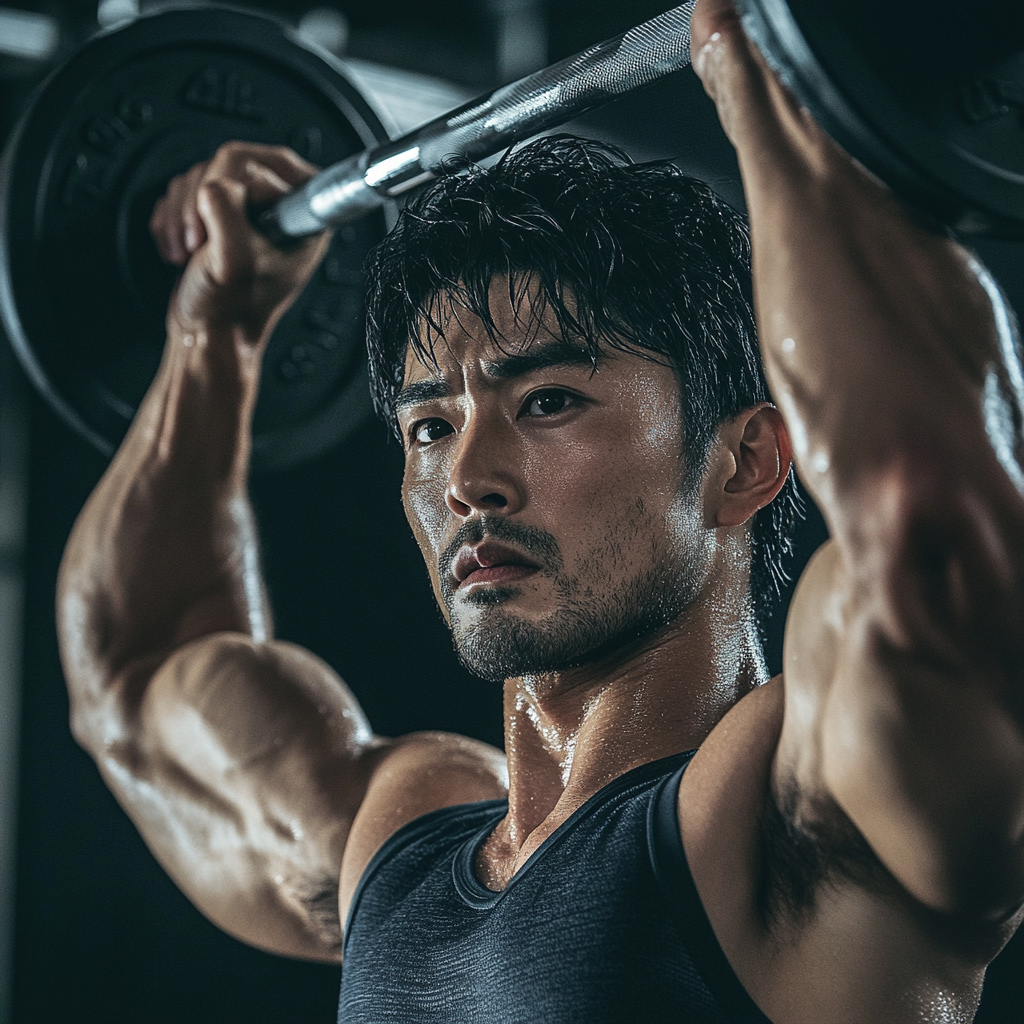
678, 677, 784, 947
340, 731, 507, 925
675, 551, 1012, 1021
675, 541, 847, 912
676, 540, 847, 945
674, 677, 784, 1012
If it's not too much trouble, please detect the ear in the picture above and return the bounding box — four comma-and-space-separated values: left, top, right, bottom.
704, 404, 793, 529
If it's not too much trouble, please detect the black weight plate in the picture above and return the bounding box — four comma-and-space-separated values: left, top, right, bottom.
738, 0, 1024, 238
0, 5, 391, 471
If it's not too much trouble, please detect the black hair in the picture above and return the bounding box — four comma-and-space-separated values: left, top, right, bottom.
365, 135, 802, 620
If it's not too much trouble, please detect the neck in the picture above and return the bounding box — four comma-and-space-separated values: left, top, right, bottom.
499, 577, 766, 851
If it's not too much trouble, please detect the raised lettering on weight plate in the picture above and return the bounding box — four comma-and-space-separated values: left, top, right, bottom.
277, 343, 319, 382
961, 75, 1024, 125
290, 125, 323, 163
62, 151, 110, 207
183, 67, 264, 121
82, 95, 153, 157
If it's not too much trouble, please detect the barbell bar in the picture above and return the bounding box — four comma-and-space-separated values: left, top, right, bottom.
1, 1, 1021, 471
258, 2, 698, 242
261, 0, 1024, 244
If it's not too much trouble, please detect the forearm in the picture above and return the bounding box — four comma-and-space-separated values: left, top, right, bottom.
59, 318, 271, 734
719, 42, 1010, 521
51, 143, 414, 962
60, 143, 331, 732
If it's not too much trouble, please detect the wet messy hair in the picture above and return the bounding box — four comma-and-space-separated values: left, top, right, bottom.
365, 134, 802, 620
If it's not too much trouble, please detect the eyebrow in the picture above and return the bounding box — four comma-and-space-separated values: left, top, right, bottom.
395, 341, 598, 414
394, 377, 451, 413
480, 342, 598, 380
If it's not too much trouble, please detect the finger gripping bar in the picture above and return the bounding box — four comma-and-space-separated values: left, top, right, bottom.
259, 2, 697, 242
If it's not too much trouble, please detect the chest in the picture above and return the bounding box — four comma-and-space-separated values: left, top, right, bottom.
338, 769, 735, 1024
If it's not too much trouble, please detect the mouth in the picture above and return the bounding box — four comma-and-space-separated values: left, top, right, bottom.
451, 540, 543, 591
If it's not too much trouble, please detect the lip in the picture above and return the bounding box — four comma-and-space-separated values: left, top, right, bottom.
460, 564, 539, 588
451, 539, 542, 589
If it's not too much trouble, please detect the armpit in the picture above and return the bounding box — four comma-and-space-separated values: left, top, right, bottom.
757, 777, 886, 932
290, 873, 343, 957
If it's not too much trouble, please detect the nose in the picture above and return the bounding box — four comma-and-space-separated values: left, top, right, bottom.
444, 415, 526, 519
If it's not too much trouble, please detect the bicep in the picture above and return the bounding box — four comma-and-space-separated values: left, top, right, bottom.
95, 633, 379, 961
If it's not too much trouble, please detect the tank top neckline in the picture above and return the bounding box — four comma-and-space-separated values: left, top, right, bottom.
452, 749, 697, 909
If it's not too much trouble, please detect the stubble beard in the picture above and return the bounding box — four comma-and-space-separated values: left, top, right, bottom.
439, 510, 705, 684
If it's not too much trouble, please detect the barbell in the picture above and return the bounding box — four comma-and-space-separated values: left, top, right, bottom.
1, 1, 1021, 471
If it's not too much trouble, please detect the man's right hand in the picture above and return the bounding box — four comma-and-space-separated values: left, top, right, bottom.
150, 141, 330, 348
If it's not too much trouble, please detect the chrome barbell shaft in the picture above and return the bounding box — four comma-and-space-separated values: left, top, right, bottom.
259, 1, 697, 242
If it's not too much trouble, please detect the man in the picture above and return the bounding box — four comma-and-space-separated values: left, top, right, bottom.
58, 0, 1024, 1019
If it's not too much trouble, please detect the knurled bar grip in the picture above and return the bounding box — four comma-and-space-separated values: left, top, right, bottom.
259, 1, 697, 241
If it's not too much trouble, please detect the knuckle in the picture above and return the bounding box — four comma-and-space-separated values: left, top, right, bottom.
213, 141, 263, 176
199, 176, 232, 200
182, 162, 206, 187
195, 179, 216, 205
216, 139, 246, 160
165, 176, 186, 206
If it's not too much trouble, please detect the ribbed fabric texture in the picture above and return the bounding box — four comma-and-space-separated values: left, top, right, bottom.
338, 751, 774, 1023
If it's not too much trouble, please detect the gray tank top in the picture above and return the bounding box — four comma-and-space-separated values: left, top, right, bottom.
338, 750, 773, 1022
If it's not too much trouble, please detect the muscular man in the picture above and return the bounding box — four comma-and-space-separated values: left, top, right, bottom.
58, 1, 1024, 1019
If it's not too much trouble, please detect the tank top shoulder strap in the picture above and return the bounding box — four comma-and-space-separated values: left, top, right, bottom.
648, 760, 775, 1024
344, 798, 507, 942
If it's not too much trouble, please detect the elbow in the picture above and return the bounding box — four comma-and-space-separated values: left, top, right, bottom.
63, 649, 146, 763
67, 697, 94, 753
66, 682, 128, 761
853, 455, 1024, 677
58, 584, 136, 755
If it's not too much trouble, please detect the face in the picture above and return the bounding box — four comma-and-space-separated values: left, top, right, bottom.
397, 280, 713, 682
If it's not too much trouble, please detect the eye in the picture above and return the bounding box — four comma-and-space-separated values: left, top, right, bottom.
412, 418, 454, 445
523, 389, 575, 417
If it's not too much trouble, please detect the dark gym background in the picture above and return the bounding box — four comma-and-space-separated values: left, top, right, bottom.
0, 1, 1021, 1021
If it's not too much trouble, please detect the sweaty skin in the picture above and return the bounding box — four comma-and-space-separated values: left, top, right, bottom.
395, 286, 781, 888
682, 3, 1024, 1021
57, 2, 1024, 1019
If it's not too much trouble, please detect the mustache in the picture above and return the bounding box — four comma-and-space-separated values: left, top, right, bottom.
439, 516, 563, 603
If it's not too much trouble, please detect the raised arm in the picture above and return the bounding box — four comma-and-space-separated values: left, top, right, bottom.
691, 2, 1024, 926
58, 143, 506, 962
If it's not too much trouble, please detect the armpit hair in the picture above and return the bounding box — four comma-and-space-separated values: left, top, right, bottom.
292, 875, 343, 957
758, 778, 1022, 966
757, 778, 886, 933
